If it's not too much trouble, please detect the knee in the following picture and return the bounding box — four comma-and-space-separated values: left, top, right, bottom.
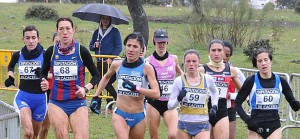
168, 133, 177, 139
149, 134, 158, 139
24, 129, 34, 138
40, 125, 50, 133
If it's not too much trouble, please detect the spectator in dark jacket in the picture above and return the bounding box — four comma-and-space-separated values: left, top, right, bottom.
89, 15, 122, 113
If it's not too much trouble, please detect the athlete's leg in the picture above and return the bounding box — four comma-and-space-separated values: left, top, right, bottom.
146, 104, 161, 139
248, 130, 263, 139
210, 125, 213, 139
112, 113, 130, 139
39, 113, 50, 139
212, 117, 229, 139
163, 109, 178, 139
70, 106, 89, 139
229, 121, 236, 139
32, 120, 42, 139
48, 103, 70, 139
129, 118, 147, 139
195, 131, 210, 139
20, 107, 34, 139
97, 62, 104, 110
227, 108, 237, 139
177, 129, 192, 139
267, 128, 281, 139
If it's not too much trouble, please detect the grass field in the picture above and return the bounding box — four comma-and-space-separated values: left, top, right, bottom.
1, 2, 300, 139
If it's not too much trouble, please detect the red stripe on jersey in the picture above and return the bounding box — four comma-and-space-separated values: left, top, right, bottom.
69, 81, 77, 100
228, 79, 236, 108
79, 66, 85, 86
56, 81, 64, 100
228, 79, 236, 93
49, 89, 53, 99
48, 67, 53, 89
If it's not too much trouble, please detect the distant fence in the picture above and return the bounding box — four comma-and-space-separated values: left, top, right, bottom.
281, 73, 300, 139
86, 54, 121, 99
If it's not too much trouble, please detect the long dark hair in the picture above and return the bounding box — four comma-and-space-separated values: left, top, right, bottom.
123, 32, 145, 50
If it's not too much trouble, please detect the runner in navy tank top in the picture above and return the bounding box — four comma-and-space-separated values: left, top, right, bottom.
235, 48, 300, 139
6, 25, 48, 139
93, 32, 160, 139
40, 17, 100, 139
198, 39, 242, 139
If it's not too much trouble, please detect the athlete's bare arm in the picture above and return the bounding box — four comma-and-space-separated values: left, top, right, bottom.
230, 66, 242, 91
94, 60, 121, 96
141, 63, 160, 99
198, 66, 205, 74
174, 55, 183, 76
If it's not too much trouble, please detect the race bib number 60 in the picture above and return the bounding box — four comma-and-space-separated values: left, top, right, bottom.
256, 88, 280, 109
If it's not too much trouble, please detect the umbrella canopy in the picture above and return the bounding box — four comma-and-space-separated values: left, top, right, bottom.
72, 3, 129, 25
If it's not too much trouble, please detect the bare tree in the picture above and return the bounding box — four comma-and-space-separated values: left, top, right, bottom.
192, 0, 203, 15
127, 0, 149, 46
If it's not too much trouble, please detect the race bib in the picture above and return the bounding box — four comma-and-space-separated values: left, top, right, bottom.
182, 88, 207, 108
215, 81, 229, 98
19, 61, 41, 80
117, 74, 142, 97
159, 80, 173, 100
53, 60, 78, 81
255, 88, 280, 109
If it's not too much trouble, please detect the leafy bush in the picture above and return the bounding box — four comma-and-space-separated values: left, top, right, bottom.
264, 2, 275, 10
243, 39, 275, 58
25, 5, 59, 20
295, 0, 300, 14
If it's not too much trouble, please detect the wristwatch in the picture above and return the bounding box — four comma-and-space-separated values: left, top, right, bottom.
84, 86, 89, 93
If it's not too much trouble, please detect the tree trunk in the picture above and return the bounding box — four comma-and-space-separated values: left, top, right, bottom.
127, 0, 149, 46
192, 0, 202, 15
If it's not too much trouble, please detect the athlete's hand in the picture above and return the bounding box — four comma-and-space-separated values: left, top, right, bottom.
291, 100, 300, 111
209, 105, 218, 117
246, 118, 259, 132
75, 85, 86, 98
90, 96, 101, 114
5, 75, 15, 87
40, 78, 49, 91
32, 67, 41, 77
106, 58, 112, 64
177, 88, 187, 101
122, 79, 137, 91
